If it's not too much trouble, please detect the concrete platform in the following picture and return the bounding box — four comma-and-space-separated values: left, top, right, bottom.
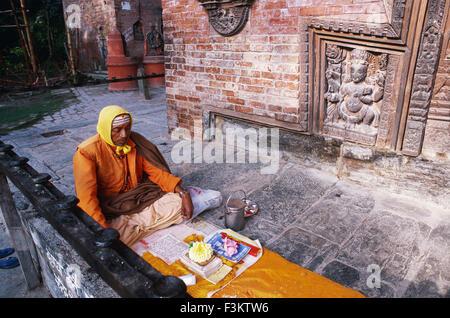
0, 84, 448, 298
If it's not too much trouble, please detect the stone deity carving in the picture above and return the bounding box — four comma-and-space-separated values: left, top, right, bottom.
338, 49, 378, 127
324, 46, 388, 133
97, 26, 107, 70
146, 25, 164, 56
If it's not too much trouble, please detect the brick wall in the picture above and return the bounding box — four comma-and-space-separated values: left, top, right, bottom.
114, 0, 162, 60
63, 0, 163, 71
63, 0, 117, 72
162, 0, 390, 136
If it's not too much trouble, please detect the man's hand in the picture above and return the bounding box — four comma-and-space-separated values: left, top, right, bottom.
181, 192, 194, 220
175, 184, 194, 220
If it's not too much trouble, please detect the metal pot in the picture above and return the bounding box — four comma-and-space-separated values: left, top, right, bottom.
225, 190, 247, 231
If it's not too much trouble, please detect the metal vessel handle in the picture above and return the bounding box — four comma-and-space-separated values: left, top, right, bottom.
226, 190, 246, 207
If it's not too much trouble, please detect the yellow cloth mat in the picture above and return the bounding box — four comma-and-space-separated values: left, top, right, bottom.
142, 247, 365, 298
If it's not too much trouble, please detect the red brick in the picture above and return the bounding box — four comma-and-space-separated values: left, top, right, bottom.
275, 81, 298, 90
235, 106, 254, 114
174, 95, 188, 101
222, 90, 236, 97
161, 0, 396, 134
283, 106, 299, 114
268, 105, 282, 112
227, 97, 246, 105
299, 6, 326, 16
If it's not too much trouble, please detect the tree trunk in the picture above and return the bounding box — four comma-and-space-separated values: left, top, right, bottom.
8, 0, 32, 82
19, 0, 39, 77
44, 7, 53, 59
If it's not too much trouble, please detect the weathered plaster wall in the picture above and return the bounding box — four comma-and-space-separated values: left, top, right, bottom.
63, 0, 163, 71
114, 0, 163, 61
63, 0, 117, 72
12, 191, 118, 298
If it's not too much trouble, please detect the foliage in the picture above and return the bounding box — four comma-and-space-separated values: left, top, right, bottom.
0, 0, 67, 79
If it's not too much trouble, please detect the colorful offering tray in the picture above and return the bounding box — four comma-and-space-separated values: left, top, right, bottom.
207, 231, 251, 263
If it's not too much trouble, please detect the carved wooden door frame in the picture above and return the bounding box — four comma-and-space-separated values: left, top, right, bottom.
303, 0, 447, 155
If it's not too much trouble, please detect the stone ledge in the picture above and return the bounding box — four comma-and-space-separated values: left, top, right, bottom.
13, 192, 119, 298
212, 115, 450, 209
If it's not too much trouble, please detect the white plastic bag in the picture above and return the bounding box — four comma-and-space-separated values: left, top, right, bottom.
187, 186, 223, 216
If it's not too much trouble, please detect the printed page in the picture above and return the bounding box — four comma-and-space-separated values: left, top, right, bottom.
184, 217, 221, 236
132, 223, 204, 256
146, 234, 189, 265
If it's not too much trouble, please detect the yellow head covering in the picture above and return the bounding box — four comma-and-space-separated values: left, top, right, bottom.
97, 105, 133, 155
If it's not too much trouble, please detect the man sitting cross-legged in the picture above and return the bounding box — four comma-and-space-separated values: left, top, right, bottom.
73, 105, 193, 246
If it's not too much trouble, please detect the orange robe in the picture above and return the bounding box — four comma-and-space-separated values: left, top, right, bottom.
73, 134, 181, 228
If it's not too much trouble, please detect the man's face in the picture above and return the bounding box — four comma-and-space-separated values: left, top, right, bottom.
111, 123, 131, 147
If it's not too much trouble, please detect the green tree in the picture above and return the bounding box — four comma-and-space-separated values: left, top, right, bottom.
0, 0, 66, 80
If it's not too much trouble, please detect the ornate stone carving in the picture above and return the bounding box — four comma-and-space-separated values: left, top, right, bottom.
323, 45, 389, 145
390, 0, 408, 36
146, 25, 164, 56
402, 0, 447, 156
309, 0, 408, 40
299, 1, 413, 136
198, 0, 255, 36
324, 45, 346, 123
376, 54, 400, 149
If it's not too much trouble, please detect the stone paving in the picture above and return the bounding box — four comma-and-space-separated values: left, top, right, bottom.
0, 84, 449, 298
